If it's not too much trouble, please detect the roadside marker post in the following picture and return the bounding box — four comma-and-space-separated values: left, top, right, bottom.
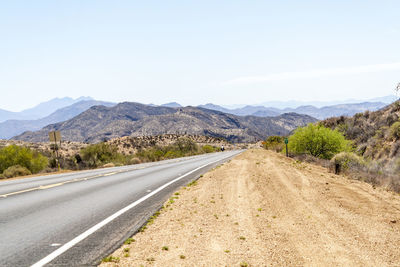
284, 138, 289, 157
49, 131, 62, 171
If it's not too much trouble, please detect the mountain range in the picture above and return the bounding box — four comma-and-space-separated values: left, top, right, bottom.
0, 100, 115, 139
198, 102, 388, 120
13, 102, 317, 143
1, 95, 396, 142
256, 95, 398, 109
0, 96, 93, 122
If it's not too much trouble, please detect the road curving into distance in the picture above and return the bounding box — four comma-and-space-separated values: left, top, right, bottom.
0, 150, 242, 267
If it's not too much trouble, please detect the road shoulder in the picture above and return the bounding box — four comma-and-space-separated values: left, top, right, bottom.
100, 149, 400, 266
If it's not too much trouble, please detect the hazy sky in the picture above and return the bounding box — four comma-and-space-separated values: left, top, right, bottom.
1, 1, 400, 111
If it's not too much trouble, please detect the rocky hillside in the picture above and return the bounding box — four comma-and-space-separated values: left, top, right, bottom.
13, 102, 316, 143
321, 100, 400, 165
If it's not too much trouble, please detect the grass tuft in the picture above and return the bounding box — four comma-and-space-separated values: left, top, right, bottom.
102, 256, 120, 263
124, 238, 135, 245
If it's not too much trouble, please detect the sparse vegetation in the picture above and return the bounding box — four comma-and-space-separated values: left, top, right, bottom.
314, 101, 400, 192
0, 135, 228, 179
124, 238, 135, 244
187, 180, 198, 187
262, 135, 285, 152
201, 144, 220, 153
136, 137, 203, 162
102, 256, 120, 263
390, 121, 400, 140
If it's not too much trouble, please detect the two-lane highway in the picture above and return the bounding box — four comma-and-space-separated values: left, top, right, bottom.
0, 150, 242, 266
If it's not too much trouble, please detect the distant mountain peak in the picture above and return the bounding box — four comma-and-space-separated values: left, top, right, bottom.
161, 102, 182, 108
0, 96, 97, 123
198, 101, 389, 120
76, 96, 94, 101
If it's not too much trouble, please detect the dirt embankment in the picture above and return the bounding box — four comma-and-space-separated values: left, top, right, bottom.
101, 149, 400, 266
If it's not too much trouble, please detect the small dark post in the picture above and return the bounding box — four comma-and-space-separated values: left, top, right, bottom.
335, 163, 340, 174
53, 132, 60, 171
284, 138, 289, 157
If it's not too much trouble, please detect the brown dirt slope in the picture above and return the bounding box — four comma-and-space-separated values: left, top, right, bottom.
101, 149, 400, 267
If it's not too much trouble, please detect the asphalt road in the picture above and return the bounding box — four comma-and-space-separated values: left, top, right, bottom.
0, 150, 242, 267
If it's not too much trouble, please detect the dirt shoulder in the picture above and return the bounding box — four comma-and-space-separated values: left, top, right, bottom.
101, 149, 400, 266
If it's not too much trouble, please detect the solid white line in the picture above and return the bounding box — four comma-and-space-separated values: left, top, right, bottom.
31, 155, 230, 267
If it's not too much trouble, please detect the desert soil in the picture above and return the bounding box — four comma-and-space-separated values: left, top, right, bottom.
100, 149, 400, 267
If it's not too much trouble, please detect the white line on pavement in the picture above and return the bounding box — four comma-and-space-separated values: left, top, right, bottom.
31, 155, 232, 267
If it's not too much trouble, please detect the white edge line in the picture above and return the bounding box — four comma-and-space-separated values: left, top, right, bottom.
31, 155, 231, 267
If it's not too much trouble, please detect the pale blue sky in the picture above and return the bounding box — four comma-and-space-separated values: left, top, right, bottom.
1, 1, 400, 111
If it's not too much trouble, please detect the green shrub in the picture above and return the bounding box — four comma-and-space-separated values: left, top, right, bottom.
136, 138, 200, 162
136, 147, 165, 162
331, 152, 365, 173
174, 137, 199, 154
201, 145, 219, 153
0, 145, 48, 174
80, 143, 128, 167
390, 121, 400, 140
263, 136, 285, 152
288, 124, 352, 159
3, 165, 32, 178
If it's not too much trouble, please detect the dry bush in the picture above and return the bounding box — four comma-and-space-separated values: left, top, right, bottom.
102, 163, 116, 168
3, 165, 32, 178
390, 121, 400, 140
129, 158, 142, 165
292, 154, 331, 169
262, 136, 285, 152
331, 152, 366, 174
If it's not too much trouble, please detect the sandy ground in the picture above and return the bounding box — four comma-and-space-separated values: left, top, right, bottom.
100, 149, 400, 267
